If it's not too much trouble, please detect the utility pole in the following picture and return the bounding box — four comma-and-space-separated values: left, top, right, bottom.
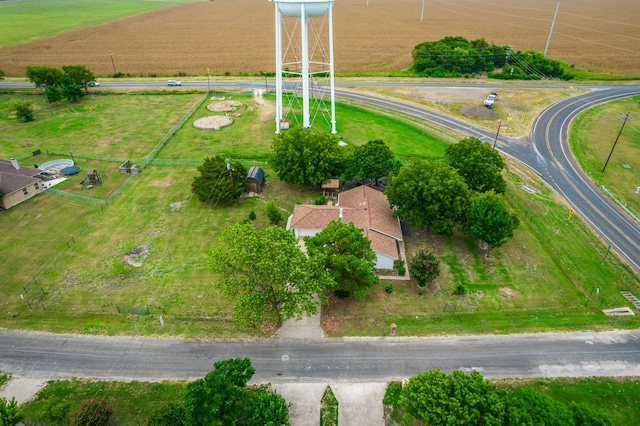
602, 112, 634, 173
207, 68, 211, 96
109, 51, 117, 74
544, 2, 560, 57
420, 0, 425, 23
493, 120, 502, 149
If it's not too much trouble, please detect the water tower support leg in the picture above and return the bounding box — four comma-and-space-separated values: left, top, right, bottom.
329, 2, 336, 134
301, 3, 310, 128
275, 5, 283, 133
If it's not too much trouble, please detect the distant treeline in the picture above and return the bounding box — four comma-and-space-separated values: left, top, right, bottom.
411, 36, 575, 80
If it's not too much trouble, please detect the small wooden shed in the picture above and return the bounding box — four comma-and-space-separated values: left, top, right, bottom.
247, 166, 265, 193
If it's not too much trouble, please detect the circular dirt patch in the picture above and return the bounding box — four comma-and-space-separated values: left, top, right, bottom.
194, 116, 233, 130
460, 105, 500, 119
207, 100, 242, 112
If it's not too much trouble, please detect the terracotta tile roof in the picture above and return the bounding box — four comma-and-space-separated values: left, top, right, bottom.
290, 185, 403, 259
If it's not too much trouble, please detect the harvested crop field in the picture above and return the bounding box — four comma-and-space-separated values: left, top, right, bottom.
1, 0, 639, 76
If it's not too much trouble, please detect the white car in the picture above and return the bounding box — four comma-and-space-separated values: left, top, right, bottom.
167, 80, 181, 86
88, 81, 100, 87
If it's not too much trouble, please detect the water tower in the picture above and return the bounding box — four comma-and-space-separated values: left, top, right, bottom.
270, 0, 337, 134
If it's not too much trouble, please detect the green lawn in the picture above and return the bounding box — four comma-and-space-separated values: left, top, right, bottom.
0, 0, 201, 49
570, 95, 640, 215
20, 378, 188, 425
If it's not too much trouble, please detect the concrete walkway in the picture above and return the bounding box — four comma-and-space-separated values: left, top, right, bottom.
272, 309, 386, 426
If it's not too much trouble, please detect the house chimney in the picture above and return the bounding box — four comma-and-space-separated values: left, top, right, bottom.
339, 208, 343, 219
10, 158, 20, 170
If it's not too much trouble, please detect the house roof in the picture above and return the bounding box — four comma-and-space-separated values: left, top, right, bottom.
0, 159, 42, 195
290, 185, 403, 260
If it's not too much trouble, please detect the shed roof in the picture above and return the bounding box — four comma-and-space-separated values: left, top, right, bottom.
247, 166, 265, 183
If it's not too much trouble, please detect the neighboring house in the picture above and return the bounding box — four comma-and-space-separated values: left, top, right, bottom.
0, 158, 46, 210
287, 185, 404, 269
246, 166, 265, 193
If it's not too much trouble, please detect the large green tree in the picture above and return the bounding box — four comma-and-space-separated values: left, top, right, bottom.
211, 223, 331, 329
399, 369, 505, 426
446, 136, 506, 194
183, 358, 255, 426
343, 139, 401, 185
467, 191, 519, 255
304, 219, 379, 298
191, 155, 248, 205
25, 65, 64, 88
62, 65, 96, 94
183, 358, 289, 426
385, 160, 470, 235
270, 127, 343, 186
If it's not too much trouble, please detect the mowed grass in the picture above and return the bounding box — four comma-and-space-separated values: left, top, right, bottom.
570, 95, 640, 213
158, 91, 450, 162
20, 378, 187, 425
1, 89, 640, 337
0, 91, 203, 163
0, 0, 200, 49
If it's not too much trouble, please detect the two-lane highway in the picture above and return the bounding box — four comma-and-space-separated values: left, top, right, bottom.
1, 328, 639, 381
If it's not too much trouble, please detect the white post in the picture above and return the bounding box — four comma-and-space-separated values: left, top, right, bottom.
301, 3, 310, 128
328, 1, 336, 133
275, 4, 283, 133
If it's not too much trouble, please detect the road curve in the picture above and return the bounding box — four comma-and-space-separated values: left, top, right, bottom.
530, 87, 640, 271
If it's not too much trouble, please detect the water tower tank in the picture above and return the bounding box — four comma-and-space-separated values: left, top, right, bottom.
271, 0, 337, 133
273, 0, 333, 17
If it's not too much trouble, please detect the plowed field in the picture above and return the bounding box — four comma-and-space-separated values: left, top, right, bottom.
1, 0, 639, 76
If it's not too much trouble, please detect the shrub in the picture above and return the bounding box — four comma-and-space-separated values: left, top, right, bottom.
394, 259, 406, 275
384, 284, 393, 293
409, 249, 441, 287
383, 381, 402, 405
0, 69, 5, 80
69, 399, 112, 426
39, 399, 71, 425
249, 210, 257, 221
112, 72, 124, 78
147, 402, 187, 426
265, 201, 283, 225
11, 101, 35, 122
314, 195, 327, 205
0, 397, 23, 426
453, 284, 466, 295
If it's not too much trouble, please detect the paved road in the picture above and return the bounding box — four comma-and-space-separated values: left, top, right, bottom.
1, 328, 640, 382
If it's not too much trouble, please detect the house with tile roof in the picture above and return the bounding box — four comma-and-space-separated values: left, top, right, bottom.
0, 158, 47, 210
287, 185, 404, 269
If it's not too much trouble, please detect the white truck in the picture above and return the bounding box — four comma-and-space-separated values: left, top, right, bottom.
483, 92, 498, 109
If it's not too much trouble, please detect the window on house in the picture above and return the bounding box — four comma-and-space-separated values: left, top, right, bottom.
34, 183, 40, 190
23, 188, 29, 195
